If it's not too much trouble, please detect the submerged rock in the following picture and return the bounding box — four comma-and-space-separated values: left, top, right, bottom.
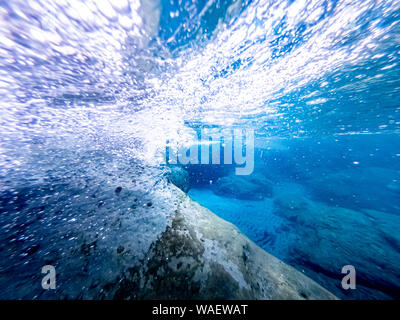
166, 166, 190, 193
102, 187, 336, 300
273, 192, 400, 299
305, 166, 400, 213
213, 173, 274, 200
0, 150, 335, 300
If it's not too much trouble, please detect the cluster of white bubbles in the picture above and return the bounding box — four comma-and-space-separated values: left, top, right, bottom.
0, 0, 399, 185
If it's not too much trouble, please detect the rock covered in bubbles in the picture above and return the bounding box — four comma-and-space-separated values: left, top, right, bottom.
166, 166, 190, 193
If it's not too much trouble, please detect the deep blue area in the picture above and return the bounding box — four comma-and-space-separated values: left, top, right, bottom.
187, 134, 400, 299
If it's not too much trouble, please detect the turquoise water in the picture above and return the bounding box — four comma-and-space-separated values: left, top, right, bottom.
0, 0, 400, 299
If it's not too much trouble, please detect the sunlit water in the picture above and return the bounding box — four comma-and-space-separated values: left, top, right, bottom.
0, 0, 399, 299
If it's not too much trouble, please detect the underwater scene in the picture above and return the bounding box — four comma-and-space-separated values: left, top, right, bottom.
0, 0, 399, 300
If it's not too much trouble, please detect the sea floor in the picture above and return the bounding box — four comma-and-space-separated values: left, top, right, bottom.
188, 177, 400, 300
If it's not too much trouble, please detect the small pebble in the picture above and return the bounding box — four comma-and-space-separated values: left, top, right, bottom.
115, 186, 122, 194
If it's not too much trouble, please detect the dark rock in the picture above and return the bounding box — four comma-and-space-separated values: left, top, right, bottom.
25, 244, 40, 256
117, 245, 125, 254
89, 280, 100, 289
80, 240, 97, 257
115, 186, 122, 194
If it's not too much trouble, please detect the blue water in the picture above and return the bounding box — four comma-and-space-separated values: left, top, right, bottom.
0, 0, 400, 299
187, 134, 400, 299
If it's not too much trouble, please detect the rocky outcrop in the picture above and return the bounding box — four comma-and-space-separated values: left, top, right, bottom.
212, 173, 274, 200
102, 187, 336, 300
273, 191, 400, 299
166, 166, 190, 193
0, 149, 336, 299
